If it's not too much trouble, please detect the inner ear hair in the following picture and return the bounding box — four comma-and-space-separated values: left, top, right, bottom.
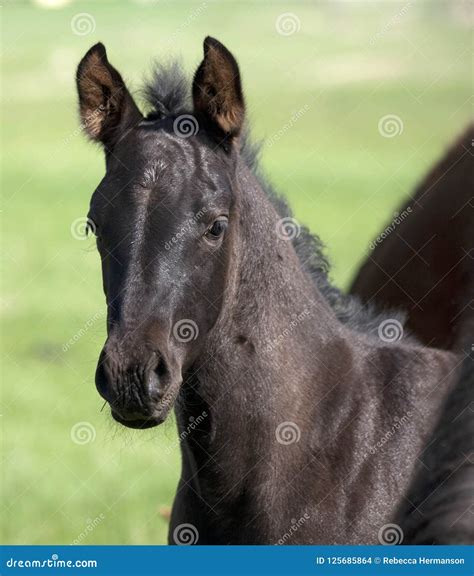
76, 43, 142, 145
193, 36, 245, 144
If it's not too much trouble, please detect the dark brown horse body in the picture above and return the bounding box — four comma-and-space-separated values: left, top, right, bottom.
351, 126, 474, 351
76, 38, 468, 544
394, 352, 473, 544
350, 127, 474, 544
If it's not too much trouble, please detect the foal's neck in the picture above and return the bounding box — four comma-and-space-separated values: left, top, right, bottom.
174, 162, 457, 543
205, 162, 341, 389
179, 161, 347, 465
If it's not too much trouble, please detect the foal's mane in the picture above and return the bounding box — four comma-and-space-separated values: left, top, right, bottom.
142, 62, 401, 334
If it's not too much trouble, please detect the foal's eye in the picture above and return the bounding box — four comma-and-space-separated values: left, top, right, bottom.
205, 217, 228, 241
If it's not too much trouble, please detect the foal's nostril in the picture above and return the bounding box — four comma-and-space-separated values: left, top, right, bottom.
146, 358, 168, 401
156, 357, 167, 379
95, 347, 170, 417
95, 358, 115, 404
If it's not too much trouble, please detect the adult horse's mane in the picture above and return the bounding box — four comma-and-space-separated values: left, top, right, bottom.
142, 61, 401, 335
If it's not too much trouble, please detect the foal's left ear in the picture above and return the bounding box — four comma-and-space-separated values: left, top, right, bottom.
192, 37, 245, 146
76, 43, 142, 146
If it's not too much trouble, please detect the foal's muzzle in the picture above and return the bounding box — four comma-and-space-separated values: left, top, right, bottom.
95, 346, 171, 429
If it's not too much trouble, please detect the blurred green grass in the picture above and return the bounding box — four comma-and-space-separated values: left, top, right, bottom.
2, 1, 471, 544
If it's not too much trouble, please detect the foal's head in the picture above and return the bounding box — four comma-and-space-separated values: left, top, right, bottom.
77, 38, 245, 428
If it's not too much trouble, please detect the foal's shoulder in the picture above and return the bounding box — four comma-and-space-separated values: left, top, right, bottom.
371, 341, 459, 419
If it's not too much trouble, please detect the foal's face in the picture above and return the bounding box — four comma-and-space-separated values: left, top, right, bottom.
89, 128, 235, 428
77, 38, 244, 428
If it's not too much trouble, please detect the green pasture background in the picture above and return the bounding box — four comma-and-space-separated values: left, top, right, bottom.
2, 0, 471, 544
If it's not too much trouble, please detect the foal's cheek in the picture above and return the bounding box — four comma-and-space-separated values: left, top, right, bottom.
203, 261, 228, 322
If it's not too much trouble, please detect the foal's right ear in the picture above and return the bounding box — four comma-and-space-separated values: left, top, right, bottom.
76, 43, 142, 146
192, 37, 245, 146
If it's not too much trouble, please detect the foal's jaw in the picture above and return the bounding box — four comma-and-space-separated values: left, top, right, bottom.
110, 382, 182, 429
109, 378, 182, 429
111, 411, 163, 430
105, 375, 183, 429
